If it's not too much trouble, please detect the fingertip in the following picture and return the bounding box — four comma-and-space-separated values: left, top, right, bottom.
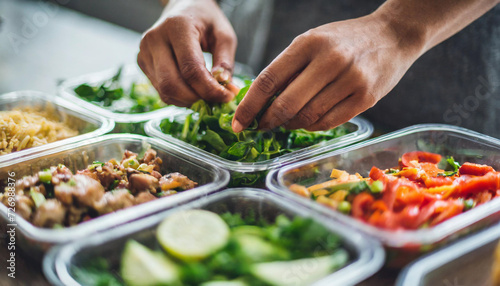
232, 118, 244, 133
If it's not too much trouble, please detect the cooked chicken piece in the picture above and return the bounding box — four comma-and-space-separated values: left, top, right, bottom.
51, 165, 73, 185
149, 157, 162, 172
96, 162, 122, 189
32, 199, 65, 228
142, 149, 157, 164
54, 175, 105, 207
16, 194, 34, 221
129, 173, 159, 194
67, 205, 88, 226
134, 191, 157, 205
1, 193, 34, 221
121, 150, 138, 163
16, 175, 39, 191
116, 179, 130, 190
159, 172, 197, 191
151, 170, 162, 179
76, 168, 99, 182
94, 189, 135, 215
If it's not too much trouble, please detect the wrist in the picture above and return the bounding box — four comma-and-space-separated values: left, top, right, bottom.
370, 5, 429, 58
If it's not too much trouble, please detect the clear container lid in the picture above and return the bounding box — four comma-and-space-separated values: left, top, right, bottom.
267, 124, 500, 248
145, 116, 373, 172
57, 55, 253, 123
0, 90, 114, 162
43, 188, 385, 286
57, 64, 187, 123
0, 134, 229, 248
396, 221, 500, 286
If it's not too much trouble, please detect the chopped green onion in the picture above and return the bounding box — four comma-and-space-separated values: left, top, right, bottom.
30, 187, 46, 208
38, 170, 52, 184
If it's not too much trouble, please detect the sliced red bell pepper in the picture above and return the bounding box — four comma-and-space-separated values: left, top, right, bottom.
459, 162, 495, 176
400, 151, 442, 168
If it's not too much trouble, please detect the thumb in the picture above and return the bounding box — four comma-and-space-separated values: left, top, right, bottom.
210, 31, 237, 85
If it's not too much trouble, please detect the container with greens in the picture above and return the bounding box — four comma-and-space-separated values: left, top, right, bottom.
145, 85, 373, 187
43, 188, 385, 286
58, 65, 187, 135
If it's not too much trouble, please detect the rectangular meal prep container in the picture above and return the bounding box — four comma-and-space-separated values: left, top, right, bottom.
145, 115, 373, 187
58, 56, 253, 135
57, 64, 187, 135
396, 221, 500, 286
43, 188, 385, 286
0, 90, 114, 162
267, 124, 500, 267
0, 134, 229, 259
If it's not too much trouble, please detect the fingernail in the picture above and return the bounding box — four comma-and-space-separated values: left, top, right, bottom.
219, 70, 230, 84
232, 119, 244, 133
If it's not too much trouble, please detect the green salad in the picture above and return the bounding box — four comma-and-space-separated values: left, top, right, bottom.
73, 67, 166, 114
160, 83, 352, 163
73, 209, 349, 286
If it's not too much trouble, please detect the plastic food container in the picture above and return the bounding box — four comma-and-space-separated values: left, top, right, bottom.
0, 134, 229, 259
396, 222, 500, 286
267, 124, 500, 267
43, 188, 385, 286
145, 116, 373, 187
58, 57, 253, 135
58, 65, 186, 135
0, 90, 114, 161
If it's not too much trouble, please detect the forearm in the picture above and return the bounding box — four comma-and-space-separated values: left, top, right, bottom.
374, 0, 499, 56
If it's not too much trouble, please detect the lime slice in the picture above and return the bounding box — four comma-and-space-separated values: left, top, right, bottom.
157, 209, 230, 261
121, 240, 179, 286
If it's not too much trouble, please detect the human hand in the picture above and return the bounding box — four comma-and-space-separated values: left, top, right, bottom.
232, 14, 425, 132
137, 0, 237, 107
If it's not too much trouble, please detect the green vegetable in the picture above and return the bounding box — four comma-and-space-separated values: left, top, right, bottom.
160, 85, 351, 164
74, 67, 166, 114
82, 212, 349, 286
121, 240, 180, 286
439, 156, 461, 176
250, 251, 349, 286
446, 156, 461, 172
71, 258, 122, 286
368, 180, 384, 194
338, 201, 351, 214
38, 169, 52, 184
463, 199, 476, 210
29, 187, 46, 208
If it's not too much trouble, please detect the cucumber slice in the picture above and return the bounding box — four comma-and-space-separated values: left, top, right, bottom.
250, 251, 349, 286
157, 209, 230, 261
235, 235, 289, 262
121, 240, 180, 286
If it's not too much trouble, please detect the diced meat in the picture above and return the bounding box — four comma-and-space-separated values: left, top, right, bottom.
16, 175, 39, 191
77, 168, 99, 181
142, 149, 157, 164
121, 150, 138, 163
141, 149, 162, 171
67, 206, 87, 226
94, 189, 135, 215
54, 175, 105, 207
51, 165, 73, 185
32, 199, 66, 228
134, 191, 157, 205
151, 170, 162, 179
159, 172, 197, 191
96, 162, 122, 189
129, 173, 159, 194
